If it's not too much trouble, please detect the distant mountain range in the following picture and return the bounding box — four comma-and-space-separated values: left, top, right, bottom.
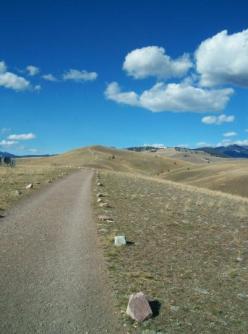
194, 145, 248, 158
127, 145, 248, 159
0, 151, 16, 158
0, 151, 55, 158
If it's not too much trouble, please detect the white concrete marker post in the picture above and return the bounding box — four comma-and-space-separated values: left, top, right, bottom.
114, 235, 126, 246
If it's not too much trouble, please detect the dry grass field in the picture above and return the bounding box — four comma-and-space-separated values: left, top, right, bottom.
53, 145, 248, 199
93, 171, 248, 333
2, 144, 248, 211
50, 145, 190, 175
0, 159, 76, 212
0, 146, 189, 213
161, 160, 248, 198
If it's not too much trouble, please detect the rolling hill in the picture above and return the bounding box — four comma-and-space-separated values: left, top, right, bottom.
19, 145, 248, 198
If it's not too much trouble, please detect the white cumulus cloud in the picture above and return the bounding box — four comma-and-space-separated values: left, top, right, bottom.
0, 60, 30, 91
123, 46, 192, 80
201, 114, 235, 125
8, 133, 36, 141
42, 74, 57, 81
0, 72, 30, 91
105, 82, 233, 113
63, 69, 98, 82
26, 65, 40, 76
105, 82, 139, 106
196, 29, 248, 87
0, 140, 17, 147
223, 131, 237, 137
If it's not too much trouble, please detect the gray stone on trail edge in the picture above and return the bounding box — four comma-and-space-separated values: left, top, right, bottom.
25, 183, 33, 190
114, 235, 126, 246
98, 215, 111, 222
126, 292, 153, 322
97, 182, 103, 186
99, 202, 110, 208
15, 190, 21, 196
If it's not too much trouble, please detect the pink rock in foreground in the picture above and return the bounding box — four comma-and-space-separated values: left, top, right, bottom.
126, 292, 153, 322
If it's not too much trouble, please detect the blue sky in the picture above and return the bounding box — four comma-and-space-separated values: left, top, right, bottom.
0, 0, 248, 154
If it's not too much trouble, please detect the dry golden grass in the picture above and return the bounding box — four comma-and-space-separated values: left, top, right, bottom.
54, 145, 248, 199
161, 160, 248, 198
2, 145, 248, 211
93, 171, 248, 333
0, 145, 190, 212
0, 159, 76, 211
50, 145, 190, 175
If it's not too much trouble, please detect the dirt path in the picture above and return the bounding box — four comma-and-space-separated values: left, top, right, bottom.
0, 170, 122, 334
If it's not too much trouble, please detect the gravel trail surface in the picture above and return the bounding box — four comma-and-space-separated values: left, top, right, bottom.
0, 170, 122, 333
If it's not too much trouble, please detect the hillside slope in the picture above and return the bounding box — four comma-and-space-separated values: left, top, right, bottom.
161, 160, 248, 198
28, 145, 191, 176
20, 145, 248, 198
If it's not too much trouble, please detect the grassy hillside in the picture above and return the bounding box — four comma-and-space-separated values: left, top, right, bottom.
0, 146, 189, 212
161, 160, 248, 198
2, 145, 248, 212
94, 171, 248, 333
0, 162, 76, 211
58, 145, 248, 199
48, 145, 191, 175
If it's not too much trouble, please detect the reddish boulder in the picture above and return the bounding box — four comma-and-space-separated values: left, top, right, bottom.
126, 292, 153, 322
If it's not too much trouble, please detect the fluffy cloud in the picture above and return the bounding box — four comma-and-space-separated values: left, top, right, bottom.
105, 82, 233, 112
139, 83, 232, 112
0, 72, 30, 91
0, 140, 17, 147
0, 60, 30, 91
201, 114, 235, 125
42, 74, 57, 81
63, 69, 98, 82
195, 29, 248, 87
8, 133, 36, 141
123, 46, 192, 80
105, 82, 139, 106
223, 131, 237, 137
26, 65, 40, 76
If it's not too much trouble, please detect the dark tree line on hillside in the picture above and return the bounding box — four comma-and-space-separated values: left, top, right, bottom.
127, 146, 160, 152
